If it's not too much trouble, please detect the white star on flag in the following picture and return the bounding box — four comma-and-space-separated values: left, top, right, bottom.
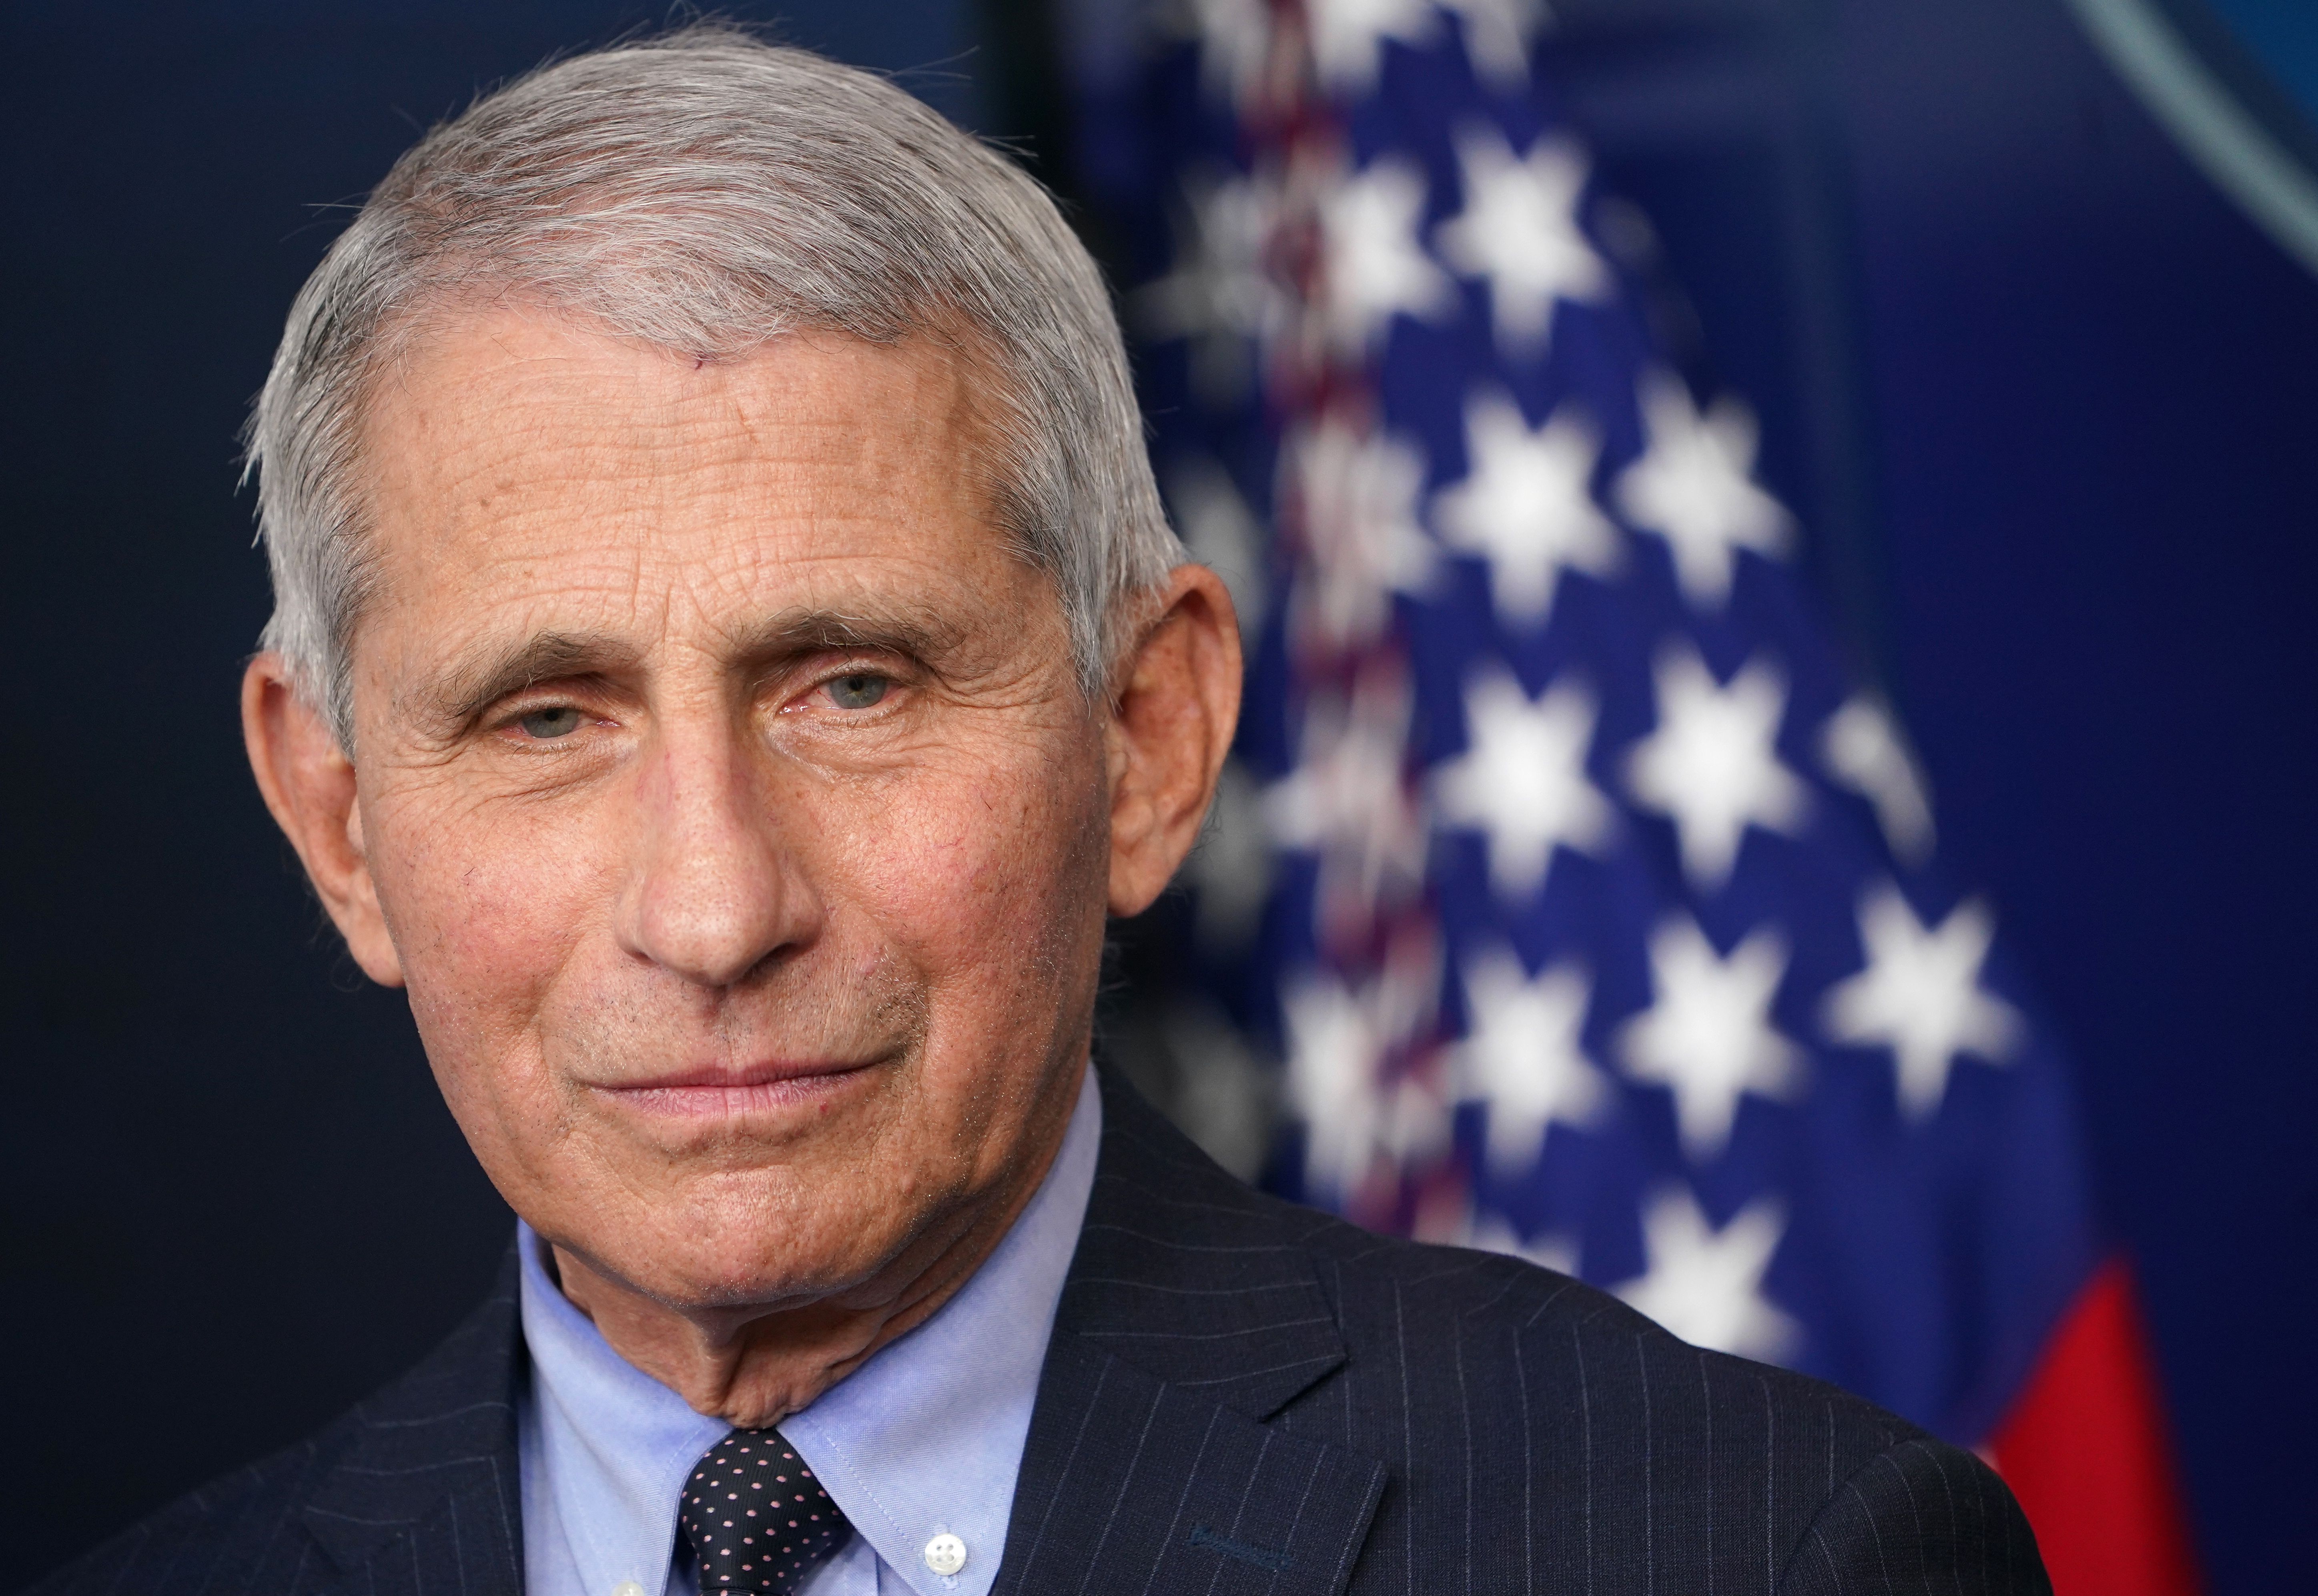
1166, 453, 1269, 644
1305, 0, 1437, 95
1135, 168, 1287, 402
1821, 885, 2025, 1121
1265, 666, 1427, 936
1624, 647, 1808, 890
1434, 663, 1611, 899
1183, 0, 1274, 110
1454, 946, 1606, 1179
1614, 1187, 1800, 1361
1286, 415, 1438, 649
1432, 391, 1618, 624
1283, 969, 1390, 1200
1435, 126, 1607, 353
1614, 371, 1793, 609
1819, 694, 1937, 867
1319, 155, 1455, 354
1380, 1065, 1455, 1167
1283, 931, 1444, 1199
1435, 0, 1550, 90
1466, 1210, 1578, 1275
1618, 915, 1802, 1161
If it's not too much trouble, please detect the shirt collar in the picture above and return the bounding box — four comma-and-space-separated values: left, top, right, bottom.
519, 1063, 1101, 1596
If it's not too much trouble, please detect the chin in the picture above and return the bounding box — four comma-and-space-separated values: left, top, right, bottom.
610, 1190, 912, 1311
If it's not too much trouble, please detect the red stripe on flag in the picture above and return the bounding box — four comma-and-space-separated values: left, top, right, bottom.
1989, 1257, 2203, 1596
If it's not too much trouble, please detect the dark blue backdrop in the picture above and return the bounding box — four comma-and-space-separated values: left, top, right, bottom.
3, 2, 2310, 1590
1840, 7, 2318, 1586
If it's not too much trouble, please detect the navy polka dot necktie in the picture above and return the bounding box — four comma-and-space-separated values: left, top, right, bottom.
678, 1429, 854, 1594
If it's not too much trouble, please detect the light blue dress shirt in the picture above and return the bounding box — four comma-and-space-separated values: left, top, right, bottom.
516, 1065, 1101, 1596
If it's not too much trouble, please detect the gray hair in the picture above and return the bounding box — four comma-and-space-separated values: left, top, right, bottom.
245, 23, 1181, 747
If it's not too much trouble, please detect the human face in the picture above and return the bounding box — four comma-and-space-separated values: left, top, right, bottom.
311, 309, 1115, 1315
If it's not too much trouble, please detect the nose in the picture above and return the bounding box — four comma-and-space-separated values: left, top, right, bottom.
616, 723, 822, 989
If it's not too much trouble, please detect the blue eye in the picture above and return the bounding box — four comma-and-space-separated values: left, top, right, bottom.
827, 673, 890, 710
517, 706, 585, 739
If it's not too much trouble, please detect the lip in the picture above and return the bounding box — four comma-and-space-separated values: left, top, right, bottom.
589, 1057, 879, 1118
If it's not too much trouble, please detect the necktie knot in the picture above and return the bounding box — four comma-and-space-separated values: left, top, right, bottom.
678, 1428, 853, 1594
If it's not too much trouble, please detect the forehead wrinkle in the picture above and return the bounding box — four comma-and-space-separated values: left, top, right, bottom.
368, 311, 997, 550
359, 313, 1060, 735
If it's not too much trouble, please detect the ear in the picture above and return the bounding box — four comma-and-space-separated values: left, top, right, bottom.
1105, 565, 1243, 917
241, 653, 405, 986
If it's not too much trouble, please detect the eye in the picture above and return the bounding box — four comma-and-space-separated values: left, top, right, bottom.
825, 672, 890, 711
516, 706, 586, 740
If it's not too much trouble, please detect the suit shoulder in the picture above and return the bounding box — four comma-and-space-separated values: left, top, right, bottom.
1271, 1225, 2047, 1590
1087, 1086, 1920, 1473
1777, 1430, 2049, 1594
1300, 1220, 1931, 1479
1072, 1082, 2049, 1589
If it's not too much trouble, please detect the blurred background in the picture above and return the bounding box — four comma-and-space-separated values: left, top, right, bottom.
2, 0, 2312, 1590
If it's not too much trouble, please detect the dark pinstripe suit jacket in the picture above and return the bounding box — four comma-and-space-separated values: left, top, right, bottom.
32, 1067, 2049, 1595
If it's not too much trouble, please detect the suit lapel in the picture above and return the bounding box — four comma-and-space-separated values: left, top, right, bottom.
301, 1247, 527, 1596
993, 1071, 1387, 1596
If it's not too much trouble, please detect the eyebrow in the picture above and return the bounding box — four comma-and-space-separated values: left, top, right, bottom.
411, 630, 642, 734
726, 604, 972, 671
407, 604, 977, 736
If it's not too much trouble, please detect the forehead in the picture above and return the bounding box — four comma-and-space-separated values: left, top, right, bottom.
354, 307, 1011, 650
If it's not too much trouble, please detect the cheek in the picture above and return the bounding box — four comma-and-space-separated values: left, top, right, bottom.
851, 741, 1110, 1001
363, 780, 601, 1086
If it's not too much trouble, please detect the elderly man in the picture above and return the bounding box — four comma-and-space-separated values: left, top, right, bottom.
35, 27, 2046, 1596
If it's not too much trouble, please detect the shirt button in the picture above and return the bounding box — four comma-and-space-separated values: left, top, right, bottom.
612, 1584, 646, 1596
922, 1533, 968, 1577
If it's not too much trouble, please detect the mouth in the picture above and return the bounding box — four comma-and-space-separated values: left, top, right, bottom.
589, 1057, 882, 1119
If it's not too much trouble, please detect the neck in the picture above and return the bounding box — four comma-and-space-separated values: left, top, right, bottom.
551, 1086, 1079, 1430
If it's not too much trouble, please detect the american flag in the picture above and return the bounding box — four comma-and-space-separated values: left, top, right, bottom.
1074, 0, 2118, 1462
